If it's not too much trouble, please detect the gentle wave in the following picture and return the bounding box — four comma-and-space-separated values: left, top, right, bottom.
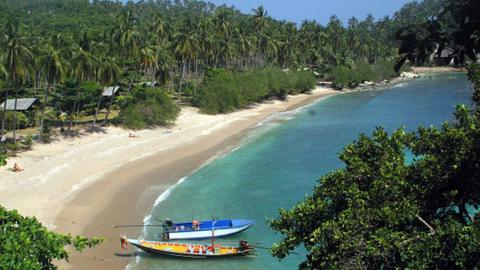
142, 176, 187, 225
126, 176, 187, 270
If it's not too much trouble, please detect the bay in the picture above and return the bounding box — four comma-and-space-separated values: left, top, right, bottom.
129, 72, 471, 270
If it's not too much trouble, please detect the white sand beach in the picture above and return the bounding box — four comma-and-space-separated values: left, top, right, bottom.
0, 87, 337, 269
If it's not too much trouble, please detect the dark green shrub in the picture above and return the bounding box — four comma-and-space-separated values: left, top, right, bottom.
373, 60, 399, 81
23, 134, 33, 150
330, 66, 351, 89
119, 87, 180, 129
0, 143, 6, 166
354, 62, 376, 83
294, 71, 316, 93
194, 68, 316, 114
4, 112, 29, 129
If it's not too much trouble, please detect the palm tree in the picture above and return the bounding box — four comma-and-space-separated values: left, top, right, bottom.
138, 44, 158, 80
71, 39, 96, 133
174, 29, 199, 99
37, 41, 67, 141
152, 14, 171, 45
252, 6, 269, 66
2, 20, 32, 143
95, 56, 119, 125
112, 11, 140, 68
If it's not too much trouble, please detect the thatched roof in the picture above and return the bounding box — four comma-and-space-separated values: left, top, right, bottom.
0, 98, 37, 111
102, 86, 120, 97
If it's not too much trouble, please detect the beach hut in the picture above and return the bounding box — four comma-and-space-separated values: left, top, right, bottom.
0, 98, 38, 111
433, 48, 455, 66
93, 86, 121, 126
134, 81, 158, 88
102, 86, 121, 97
0, 98, 38, 142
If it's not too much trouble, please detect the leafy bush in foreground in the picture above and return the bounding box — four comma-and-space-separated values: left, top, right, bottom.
0, 205, 102, 269
193, 69, 316, 114
119, 87, 180, 129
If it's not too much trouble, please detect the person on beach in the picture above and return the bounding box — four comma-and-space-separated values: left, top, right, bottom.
128, 133, 139, 138
13, 163, 24, 172
120, 235, 128, 251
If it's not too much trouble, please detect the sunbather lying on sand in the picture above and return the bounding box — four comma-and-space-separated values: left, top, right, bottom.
13, 163, 24, 172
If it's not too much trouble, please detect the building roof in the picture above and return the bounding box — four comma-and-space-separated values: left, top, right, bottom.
438, 48, 454, 58
134, 81, 157, 87
0, 98, 37, 111
102, 86, 120, 97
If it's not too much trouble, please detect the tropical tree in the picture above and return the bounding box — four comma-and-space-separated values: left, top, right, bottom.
70, 36, 97, 133
112, 10, 140, 68
95, 56, 120, 125
37, 36, 68, 141
0, 205, 102, 269
1, 19, 32, 143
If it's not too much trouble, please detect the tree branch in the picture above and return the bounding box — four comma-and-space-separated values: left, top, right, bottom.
416, 214, 435, 233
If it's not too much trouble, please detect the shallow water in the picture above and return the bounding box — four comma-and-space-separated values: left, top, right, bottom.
128, 73, 471, 270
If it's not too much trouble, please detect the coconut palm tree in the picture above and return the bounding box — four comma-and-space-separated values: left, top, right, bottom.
112, 10, 140, 68
252, 6, 270, 66
37, 40, 68, 141
2, 20, 32, 143
71, 38, 97, 133
95, 56, 119, 125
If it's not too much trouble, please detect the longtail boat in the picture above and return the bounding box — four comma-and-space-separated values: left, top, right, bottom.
162, 219, 254, 240
127, 239, 256, 258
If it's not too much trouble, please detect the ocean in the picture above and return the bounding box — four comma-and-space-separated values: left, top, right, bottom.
128, 72, 471, 269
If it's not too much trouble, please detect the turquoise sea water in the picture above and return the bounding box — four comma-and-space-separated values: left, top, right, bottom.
129, 73, 471, 270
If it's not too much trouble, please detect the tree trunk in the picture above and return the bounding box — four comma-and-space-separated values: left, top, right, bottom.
12, 90, 18, 144
193, 59, 199, 96
1, 88, 9, 135
74, 100, 82, 135
103, 92, 115, 125
68, 92, 78, 135
39, 84, 51, 142
178, 59, 186, 102
93, 96, 102, 127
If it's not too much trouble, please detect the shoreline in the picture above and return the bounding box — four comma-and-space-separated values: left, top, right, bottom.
47, 87, 337, 269
0, 69, 438, 269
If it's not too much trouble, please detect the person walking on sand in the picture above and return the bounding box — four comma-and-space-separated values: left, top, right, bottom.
120, 235, 128, 252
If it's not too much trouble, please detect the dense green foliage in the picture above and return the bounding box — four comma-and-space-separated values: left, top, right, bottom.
0, 205, 102, 269
395, 0, 479, 69
330, 60, 401, 90
118, 87, 180, 129
193, 69, 316, 114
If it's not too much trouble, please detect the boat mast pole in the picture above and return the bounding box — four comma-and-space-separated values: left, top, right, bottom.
211, 219, 215, 253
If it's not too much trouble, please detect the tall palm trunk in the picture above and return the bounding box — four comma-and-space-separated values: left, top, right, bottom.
103, 91, 115, 124
39, 84, 52, 142
178, 59, 186, 101
193, 59, 199, 96
1, 88, 9, 135
92, 97, 102, 127
12, 89, 18, 144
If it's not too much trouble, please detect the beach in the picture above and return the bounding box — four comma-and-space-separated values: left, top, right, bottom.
0, 86, 337, 269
